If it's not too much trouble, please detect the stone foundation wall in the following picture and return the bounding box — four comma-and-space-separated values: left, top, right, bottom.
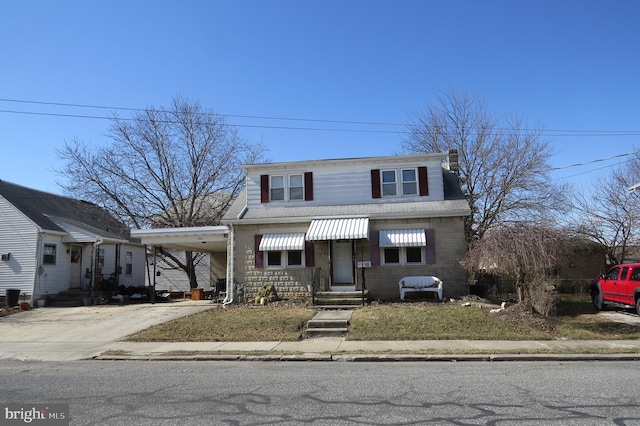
233, 224, 312, 301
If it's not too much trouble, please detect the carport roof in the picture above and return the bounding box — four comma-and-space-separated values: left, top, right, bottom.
131, 226, 229, 253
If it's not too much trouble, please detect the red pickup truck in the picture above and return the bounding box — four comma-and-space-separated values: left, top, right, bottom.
591, 263, 640, 315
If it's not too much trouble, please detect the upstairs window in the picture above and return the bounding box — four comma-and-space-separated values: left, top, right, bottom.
371, 167, 428, 198
270, 175, 285, 201
43, 244, 57, 265
261, 172, 314, 203
381, 170, 397, 196
401, 169, 418, 195
289, 174, 304, 200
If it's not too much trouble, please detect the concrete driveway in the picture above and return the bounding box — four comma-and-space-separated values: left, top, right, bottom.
599, 310, 640, 325
0, 301, 215, 361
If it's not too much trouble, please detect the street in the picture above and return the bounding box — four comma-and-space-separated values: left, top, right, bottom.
0, 360, 639, 425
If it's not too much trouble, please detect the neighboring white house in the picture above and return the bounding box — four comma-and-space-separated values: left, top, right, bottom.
221, 152, 471, 301
0, 180, 145, 305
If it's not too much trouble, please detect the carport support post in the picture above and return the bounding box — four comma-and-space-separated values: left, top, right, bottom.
152, 246, 157, 305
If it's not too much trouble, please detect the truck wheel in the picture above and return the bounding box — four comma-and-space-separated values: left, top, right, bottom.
636, 298, 640, 316
591, 289, 605, 312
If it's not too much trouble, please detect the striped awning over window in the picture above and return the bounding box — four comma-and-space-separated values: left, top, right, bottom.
258, 233, 306, 251
379, 229, 426, 247
306, 218, 369, 241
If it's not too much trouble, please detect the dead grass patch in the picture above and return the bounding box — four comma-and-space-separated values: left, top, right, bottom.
127, 304, 316, 342
349, 303, 552, 340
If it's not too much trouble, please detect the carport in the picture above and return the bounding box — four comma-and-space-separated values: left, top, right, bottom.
130, 226, 233, 303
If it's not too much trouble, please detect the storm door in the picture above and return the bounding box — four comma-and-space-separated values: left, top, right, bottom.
331, 240, 355, 290
69, 245, 83, 289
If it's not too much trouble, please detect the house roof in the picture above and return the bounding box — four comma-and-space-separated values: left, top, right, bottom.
222, 169, 470, 224
0, 180, 132, 242
241, 152, 449, 171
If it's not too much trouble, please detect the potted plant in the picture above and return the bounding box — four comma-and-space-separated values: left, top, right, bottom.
19, 293, 30, 310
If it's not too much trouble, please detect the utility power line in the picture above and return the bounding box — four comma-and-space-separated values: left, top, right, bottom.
1, 97, 638, 176
550, 150, 640, 170
2, 97, 640, 137
0, 109, 408, 135
0, 98, 403, 127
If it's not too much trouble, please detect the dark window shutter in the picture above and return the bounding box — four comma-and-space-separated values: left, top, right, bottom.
255, 235, 264, 268
370, 230, 380, 266
371, 169, 381, 199
418, 167, 429, 196
305, 241, 314, 267
425, 229, 436, 264
304, 172, 314, 201
260, 175, 269, 203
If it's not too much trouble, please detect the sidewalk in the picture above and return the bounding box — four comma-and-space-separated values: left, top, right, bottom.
94, 338, 640, 362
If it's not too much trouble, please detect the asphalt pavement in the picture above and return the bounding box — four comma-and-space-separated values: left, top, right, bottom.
1, 300, 639, 362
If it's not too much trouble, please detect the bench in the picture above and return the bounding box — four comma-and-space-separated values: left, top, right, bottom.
399, 276, 442, 301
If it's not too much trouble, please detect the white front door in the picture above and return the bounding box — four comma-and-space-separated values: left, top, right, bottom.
331, 241, 354, 290
69, 245, 82, 289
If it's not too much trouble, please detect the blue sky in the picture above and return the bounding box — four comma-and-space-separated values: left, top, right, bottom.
1, 0, 639, 194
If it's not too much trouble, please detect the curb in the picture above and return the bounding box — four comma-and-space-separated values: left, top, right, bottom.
93, 353, 640, 362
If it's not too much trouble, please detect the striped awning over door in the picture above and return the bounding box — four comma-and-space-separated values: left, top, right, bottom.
379, 229, 426, 247
306, 218, 369, 241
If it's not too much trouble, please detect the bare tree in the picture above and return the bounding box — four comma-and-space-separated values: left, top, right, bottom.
466, 222, 570, 316
57, 96, 266, 288
571, 159, 640, 267
403, 88, 567, 245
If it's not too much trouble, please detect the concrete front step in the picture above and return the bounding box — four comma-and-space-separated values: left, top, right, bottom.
49, 290, 92, 307
313, 290, 368, 307
305, 310, 352, 338
307, 319, 349, 328
305, 327, 349, 337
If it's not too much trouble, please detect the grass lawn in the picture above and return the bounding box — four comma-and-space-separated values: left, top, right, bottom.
127, 305, 315, 342
348, 304, 551, 340
126, 295, 640, 342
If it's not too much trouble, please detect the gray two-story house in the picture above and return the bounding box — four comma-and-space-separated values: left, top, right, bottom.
221, 152, 470, 301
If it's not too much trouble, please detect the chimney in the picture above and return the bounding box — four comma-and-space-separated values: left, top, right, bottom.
448, 149, 460, 176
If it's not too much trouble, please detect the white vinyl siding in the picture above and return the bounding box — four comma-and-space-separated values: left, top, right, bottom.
0, 197, 39, 297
